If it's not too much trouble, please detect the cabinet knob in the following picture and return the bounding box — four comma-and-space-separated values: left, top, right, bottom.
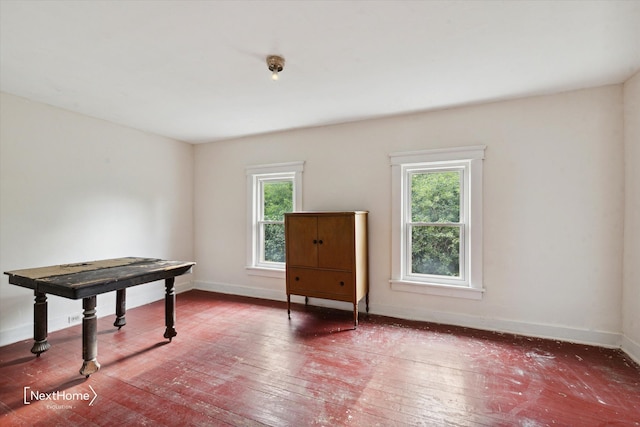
318, 240, 323, 244
340, 281, 345, 286
313, 239, 317, 244
295, 277, 300, 281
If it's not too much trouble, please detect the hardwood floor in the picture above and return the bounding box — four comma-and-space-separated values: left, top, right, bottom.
1, 290, 639, 426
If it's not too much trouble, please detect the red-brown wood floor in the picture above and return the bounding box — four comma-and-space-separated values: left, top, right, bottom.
1, 290, 638, 426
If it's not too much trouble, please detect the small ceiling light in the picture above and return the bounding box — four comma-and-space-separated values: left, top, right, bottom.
266, 55, 285, 81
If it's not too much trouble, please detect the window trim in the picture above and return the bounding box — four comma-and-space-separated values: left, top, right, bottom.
246, 162, 304, 278
389, 146, 485, 300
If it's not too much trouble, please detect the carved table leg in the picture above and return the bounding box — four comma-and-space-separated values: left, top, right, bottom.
163, 278, 177, 342
114, 289, 126, 329
80, 296, 100, 377
31, 291, 51, 356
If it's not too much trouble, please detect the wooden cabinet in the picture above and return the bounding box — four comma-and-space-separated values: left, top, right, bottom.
285, 211, 368, 327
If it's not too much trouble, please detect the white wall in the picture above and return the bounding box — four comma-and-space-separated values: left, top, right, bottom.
2, 83, 631, 354
194, 85, 625, 347
0, 92, 194, 346
623, 72, 640, 363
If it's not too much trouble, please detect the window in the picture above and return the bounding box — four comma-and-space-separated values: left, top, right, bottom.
390, 146, 485, 299
246, 162, 303, 277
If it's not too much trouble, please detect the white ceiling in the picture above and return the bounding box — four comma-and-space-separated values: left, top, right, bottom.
1, 1, 639, 144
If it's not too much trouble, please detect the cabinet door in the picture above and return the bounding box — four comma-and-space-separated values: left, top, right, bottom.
286, 215, 318, 267
317, 215, 354, 271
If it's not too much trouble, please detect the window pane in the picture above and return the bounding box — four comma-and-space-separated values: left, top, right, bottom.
263, 223, 285, 262
263, 181, 293, 221
411, 171, 460, 223
411, 225, 460, 277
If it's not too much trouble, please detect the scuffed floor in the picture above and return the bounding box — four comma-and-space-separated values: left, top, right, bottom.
1, 290, 638, 426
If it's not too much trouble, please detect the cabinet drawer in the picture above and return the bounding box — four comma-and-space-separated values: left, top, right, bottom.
287, 268, 353, 297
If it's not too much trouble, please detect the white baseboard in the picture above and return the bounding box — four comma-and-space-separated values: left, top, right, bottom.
374, 301, 622, 348
194, 280, 361, 310
193, 280, 623, 350
6, 279, 632, 363
194, 280, 285, 301
621, 335, 640, 366
0, 325, 32, 348
175, 280, 194, 294
0, 280, 194, 347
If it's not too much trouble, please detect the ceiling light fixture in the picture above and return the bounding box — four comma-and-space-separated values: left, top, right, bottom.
266, 55, 285, 81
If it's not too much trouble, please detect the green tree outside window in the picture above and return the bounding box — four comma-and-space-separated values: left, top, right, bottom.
410, 171, 461, 277
262, 181, 293, 263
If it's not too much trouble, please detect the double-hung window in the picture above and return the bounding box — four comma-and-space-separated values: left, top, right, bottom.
246, 162, 303, 278
390, 146, 485, 299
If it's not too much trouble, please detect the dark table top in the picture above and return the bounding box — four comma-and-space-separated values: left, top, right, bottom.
4, 257, 195, 299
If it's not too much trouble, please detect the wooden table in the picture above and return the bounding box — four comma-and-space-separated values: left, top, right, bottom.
4, 257, 195, 377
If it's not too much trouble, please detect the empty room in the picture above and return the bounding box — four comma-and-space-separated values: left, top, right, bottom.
1, 1, 639, 426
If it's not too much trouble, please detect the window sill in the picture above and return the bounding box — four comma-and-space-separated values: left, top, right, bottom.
246, 266, 285, 279
390, 279, 484, 300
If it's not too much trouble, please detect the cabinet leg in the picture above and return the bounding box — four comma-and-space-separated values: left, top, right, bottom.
305, 296, 308, 306
287, 294, 291, 319
114, 289, 126, 329
353, 302, 358, 328
366, 293, 369, 313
